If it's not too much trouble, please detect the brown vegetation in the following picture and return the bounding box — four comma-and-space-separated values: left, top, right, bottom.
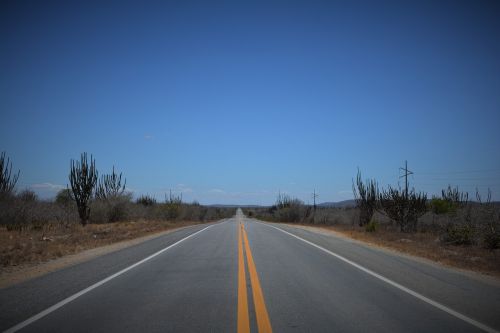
0, 220, 207, 270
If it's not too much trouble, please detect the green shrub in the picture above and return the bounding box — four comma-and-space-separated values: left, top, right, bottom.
483, 229, 500, 250
441, 224, 476, 245
56, 188, 73, 206
431, 198, 455, 215
365, 219, 379, 232
161, 202, 181, 220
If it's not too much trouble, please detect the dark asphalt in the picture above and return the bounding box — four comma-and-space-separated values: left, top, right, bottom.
1, 211, 499, 332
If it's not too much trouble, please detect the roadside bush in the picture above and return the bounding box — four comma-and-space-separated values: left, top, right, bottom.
483, 228, 500, 250
162, 191, 183, 220
107, 199, 131, 223
473, 189, 500, 249
178, 203, 194, 221
56, 188, 74, 207
441, 186, 468, 206
431, 186, 468, 215
276, 204, 301, 222
441, 224, 476, 245
18, 189, 37, 202
431, 198, 455, 215
162, 203, 181, 220
0, 198, 78, 231
136, 194, 156, 206
269, 193, 311, 223
90, 194, 132, 224
365, 219, 379, 232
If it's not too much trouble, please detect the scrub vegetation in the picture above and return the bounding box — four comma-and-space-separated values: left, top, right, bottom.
1, 150, 499, 276
0, 151, 234, 269
243, 168, 500, 277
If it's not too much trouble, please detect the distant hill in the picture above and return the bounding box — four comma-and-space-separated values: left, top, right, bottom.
317, 200, 356, 208
208, 204, 263, 208
209, 201, 356, 208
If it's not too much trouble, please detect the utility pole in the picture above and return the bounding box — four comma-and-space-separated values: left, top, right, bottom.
399, 160, 413, 198
312, 189, 319, 211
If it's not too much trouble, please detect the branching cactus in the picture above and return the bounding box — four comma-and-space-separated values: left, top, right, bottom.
352, 169, 379, 226
69, 153, 98, 225
379, 186, 427, 232
95, 166, 126, 200
0, 151, 20, 199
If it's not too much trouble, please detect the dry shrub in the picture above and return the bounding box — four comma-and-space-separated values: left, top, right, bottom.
0, 197, 78, 231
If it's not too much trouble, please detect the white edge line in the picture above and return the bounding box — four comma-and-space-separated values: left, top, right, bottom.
4, 224, 214, 333
257, 222, 499, 333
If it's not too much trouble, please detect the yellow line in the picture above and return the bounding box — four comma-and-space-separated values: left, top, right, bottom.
238, 223, 250, 333
242, 224, 273, 333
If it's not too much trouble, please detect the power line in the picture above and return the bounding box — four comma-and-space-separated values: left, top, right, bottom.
413, 177, 499, 181
399, 160, 413, 198
418, 168, 500, 175
312, 189, 318, 211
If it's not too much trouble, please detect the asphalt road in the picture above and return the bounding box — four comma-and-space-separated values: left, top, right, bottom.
1, 210, 499, 332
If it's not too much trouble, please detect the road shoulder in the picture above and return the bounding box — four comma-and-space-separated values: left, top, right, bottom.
0, 224, 198, 289
279, 223, 500, 286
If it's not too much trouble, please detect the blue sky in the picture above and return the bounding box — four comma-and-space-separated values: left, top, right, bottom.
1, 1, 500, 204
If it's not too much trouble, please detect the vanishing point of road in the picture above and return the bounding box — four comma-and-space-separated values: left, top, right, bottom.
1, 209, 499, 332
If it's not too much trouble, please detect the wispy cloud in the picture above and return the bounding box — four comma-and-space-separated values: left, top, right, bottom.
209, 188, 225, 194
176, 184, 193, 193
144, 134, 153, 140
28, 182, 66, 199
337, 190, 354, 199
30, 183, 65, 191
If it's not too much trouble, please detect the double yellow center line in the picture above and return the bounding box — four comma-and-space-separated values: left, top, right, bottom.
238, 223, 273, 333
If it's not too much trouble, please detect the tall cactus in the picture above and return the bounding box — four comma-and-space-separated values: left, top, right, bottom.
0, 151, 20, 199
352, 169, 379, 226
95, 166, 126, 200
69, 153, 98, 225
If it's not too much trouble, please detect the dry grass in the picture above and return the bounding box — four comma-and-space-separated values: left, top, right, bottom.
299, 224, 500, 278
0, 220, 205, 270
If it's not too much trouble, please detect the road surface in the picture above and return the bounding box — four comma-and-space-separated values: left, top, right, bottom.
1, 209, 499, 332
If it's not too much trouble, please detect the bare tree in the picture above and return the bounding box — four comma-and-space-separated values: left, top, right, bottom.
0, 151, 20, 199
352, 169, 379, 226
69, 153, 98, 225
95, 166, 126, 200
